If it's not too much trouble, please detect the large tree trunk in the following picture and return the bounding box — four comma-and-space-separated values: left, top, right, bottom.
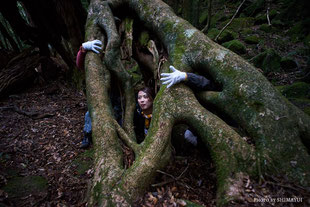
84, 0, 310, 206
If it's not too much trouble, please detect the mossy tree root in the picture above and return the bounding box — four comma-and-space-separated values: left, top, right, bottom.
84, 0, 310, 206
125, 0, 310, 186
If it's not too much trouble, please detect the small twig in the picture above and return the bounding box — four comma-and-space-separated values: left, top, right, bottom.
156, 170, 175, 179
266, 0, 271, 26
215, 0, 246, 42
151, 178, 175, 187
176, 165, 189, 180
152, 165, 190, 187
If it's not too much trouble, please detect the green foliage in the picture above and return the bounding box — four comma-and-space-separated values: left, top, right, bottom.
222, 40, 246, 55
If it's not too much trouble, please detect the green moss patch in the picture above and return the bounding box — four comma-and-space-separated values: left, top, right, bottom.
2, 176, 48, 198
222, 40, 246, 55
259, 24, 272, 33
276, 82, 310, 99
138, 31, 150, 47
207, 28, 220, 40
217, 30, 238, 43
244, 35, 260, 44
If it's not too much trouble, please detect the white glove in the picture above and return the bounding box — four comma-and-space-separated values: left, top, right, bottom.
82, 40, 102, 54
184, 129, 197, 146
160, 65, 187, 88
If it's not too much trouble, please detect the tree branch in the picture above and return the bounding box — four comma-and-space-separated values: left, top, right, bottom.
215, 0, 246, 42
97, 1, 136, 138
112, 119, 141, 155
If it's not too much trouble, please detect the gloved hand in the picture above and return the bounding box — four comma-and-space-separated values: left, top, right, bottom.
160, 65, 187, 88
82, 40, 102, 54
184, 129, 197, 146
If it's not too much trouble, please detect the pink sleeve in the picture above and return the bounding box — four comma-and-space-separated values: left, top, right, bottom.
76, 46, 86, 70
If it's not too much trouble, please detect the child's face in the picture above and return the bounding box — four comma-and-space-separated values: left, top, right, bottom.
137, 91, 153, 111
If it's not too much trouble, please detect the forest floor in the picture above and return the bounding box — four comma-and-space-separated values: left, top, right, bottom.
1, 79, 310, 207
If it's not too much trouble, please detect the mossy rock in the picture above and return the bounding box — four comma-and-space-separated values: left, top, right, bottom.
73, 148, 94, 175
206, 28, 220, 40
241, 28, 253, 35
244, 35, 260, 44
220, 17, 255, 32
251, 49, 281, 73
259, 24, 272, 33
217, 30, 238, 44
3, 176, 48, 198
222, 40, 246, 55
280, 57, 298, 71
276, 82, 310, 99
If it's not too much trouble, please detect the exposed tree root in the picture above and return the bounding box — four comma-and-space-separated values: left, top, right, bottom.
83, 0, 310, 206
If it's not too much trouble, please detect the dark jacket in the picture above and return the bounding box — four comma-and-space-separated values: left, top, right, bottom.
134, 107, 147, 143
185, 73, 212, 91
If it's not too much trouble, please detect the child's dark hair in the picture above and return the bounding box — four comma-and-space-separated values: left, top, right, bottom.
139, 87, 155, 100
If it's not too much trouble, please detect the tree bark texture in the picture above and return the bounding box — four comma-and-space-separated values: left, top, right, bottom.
84, 0, 310, 206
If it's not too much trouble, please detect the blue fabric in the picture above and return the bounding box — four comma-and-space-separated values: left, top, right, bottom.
83, 111, 92, 133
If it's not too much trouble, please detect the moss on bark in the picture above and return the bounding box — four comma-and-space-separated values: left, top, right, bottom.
84, 0, 310, 206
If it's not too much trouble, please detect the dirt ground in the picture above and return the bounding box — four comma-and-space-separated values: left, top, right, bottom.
0, 80, 309, 207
